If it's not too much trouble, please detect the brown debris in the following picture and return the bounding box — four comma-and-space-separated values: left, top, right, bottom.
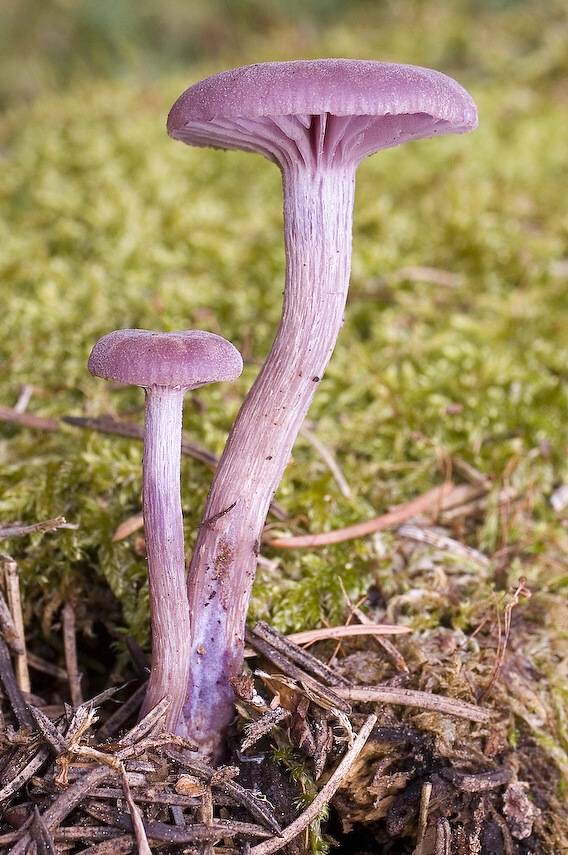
502, 781, 541, 840
0, 578, 562, 855
250, 714, 377, 855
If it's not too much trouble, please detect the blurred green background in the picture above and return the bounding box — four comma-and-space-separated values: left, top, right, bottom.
0, 0, 566, 658
2, 0, 568, 107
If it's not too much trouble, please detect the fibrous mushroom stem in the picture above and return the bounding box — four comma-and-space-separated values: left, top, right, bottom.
139, 386, 190, 731
182, 164, 356, 751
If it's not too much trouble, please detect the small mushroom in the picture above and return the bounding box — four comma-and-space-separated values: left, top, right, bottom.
168, 60, 478, 751
88, 329, 242, 732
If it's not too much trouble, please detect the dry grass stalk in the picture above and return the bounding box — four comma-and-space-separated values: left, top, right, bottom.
27, 652, 68, 681
397, 523, 490, 567
112, 513, 144, 542
287, 623, 412, 644
337, 577, 409, 673
265, 482, 454, 548
480, 577, 532, 700
0, 404, 59, 432
300, 424, 352, 498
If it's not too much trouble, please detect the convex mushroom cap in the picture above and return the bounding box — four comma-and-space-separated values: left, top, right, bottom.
88, 329, 243, 389
167, 59, 478, 168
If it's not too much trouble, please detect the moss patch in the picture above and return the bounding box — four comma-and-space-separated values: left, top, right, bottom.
0, 1, 566, 834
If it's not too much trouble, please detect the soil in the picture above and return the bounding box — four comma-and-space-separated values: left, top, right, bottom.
0, 599, 566, 855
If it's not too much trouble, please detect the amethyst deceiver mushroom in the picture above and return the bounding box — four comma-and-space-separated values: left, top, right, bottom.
168, 59, 478, 752
88, 329, 242, 732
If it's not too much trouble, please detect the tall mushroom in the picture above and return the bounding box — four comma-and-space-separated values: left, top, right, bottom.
168, 60, 478, 751
88, 329, 242, 732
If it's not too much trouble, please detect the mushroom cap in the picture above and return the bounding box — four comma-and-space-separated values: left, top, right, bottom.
167, 59, 478, 168
88, 329, 243, 390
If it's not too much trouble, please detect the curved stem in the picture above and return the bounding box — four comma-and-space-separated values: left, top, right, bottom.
139, 387, 190, 732
182, 164, 356, 751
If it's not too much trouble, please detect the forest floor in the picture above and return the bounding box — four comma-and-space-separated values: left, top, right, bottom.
0, 0, 567, 851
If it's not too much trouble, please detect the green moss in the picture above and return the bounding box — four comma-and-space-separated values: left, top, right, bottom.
0, 2, 566, 661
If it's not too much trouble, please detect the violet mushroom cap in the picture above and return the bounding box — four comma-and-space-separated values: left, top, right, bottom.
88, 328, 243, 389
167, 60, 478, 754
88, 329, 242, 732
167, 59, 478, 166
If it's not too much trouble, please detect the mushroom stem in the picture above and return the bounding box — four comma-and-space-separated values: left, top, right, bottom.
139, 386, 190, 731
182, 164, 356, 751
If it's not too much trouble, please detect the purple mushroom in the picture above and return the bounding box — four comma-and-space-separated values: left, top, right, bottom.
88, 329, 242, 732
167, 60, 478, 752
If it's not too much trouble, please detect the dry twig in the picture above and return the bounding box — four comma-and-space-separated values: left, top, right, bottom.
97, 682, 148, 740
0, 587, 25, 654
0, 746, 52, 803
335, 686, 490, 723
30, 805, 56, 854
240, 707, 291, 752
121, 767, 153, 855
62, 602, 83, 707
246, 629, 350, 713
1, 555, 30, 692
350, 604, 409, 673
167, 753, 282, 836
9, 699, 173, 855
0, 516, 76, 540
0, 405, 58, 432
81, 835, 133, 855
0, 634, 33, 728
251, 621, 351, 688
